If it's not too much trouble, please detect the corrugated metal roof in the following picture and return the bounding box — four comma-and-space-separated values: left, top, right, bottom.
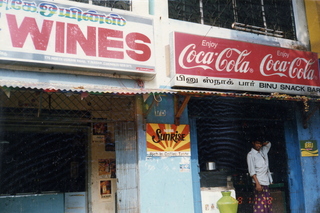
0, 69, 175, 94
1, 78, 319, 103
0, 78, 175, 94
0, 69, 319, 102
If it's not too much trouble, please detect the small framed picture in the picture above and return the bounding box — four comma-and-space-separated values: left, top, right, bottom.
98, 159, 116, 178
93, 122, 107, 135
100, 179, 112, 199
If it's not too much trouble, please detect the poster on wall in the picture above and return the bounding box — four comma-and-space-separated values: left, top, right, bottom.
92, 123, 115, 151
300, 140, 318, 157
100, 180, 112, 199
93, 123, 107, 135
146, 123, 191, 157
99, 159, 116, 178
92, 122, 106, 143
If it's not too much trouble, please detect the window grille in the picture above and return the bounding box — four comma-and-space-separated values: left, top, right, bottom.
0, 88, 136, 124
169, 0, 296, 40
70, 0, 132, 11
0, 88, 136, 195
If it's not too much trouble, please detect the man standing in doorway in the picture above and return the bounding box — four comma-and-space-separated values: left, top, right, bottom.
247, 140, 273, 213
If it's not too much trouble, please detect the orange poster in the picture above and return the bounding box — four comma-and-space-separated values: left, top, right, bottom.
146, 123, 191, 157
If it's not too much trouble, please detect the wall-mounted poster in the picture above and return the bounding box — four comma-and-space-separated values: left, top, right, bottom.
92, 122, 107, 143
93, 123, 107, 135
146, 123, 190, 157
300, 140, 318, 157
99, 159, 116, 178
100, 180, 112, 199
92, 123, 115, 151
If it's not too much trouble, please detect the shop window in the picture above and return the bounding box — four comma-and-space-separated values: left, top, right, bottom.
0, 129, 88, 194
0, 88, 135, 195
69, 0, 132, 11
168, 0, 296, 40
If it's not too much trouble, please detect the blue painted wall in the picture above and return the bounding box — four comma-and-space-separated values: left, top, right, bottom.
282, 103, 320, 213
189, 118, 202, 213
285, 117, 305, 213
138, 94, 200, 213
295, 104, 320, 213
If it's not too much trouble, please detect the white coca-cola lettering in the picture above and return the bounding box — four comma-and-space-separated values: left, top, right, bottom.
178, 44, 251, 72
260, 54, 287, 77
289, 58, 314, 80
215, 48, 251, 73
260, 54, 315, 80
178, 44, 214, 70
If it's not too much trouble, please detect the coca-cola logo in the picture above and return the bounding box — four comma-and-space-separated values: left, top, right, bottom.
260, 54, 315, 80
178, 44, 251, 73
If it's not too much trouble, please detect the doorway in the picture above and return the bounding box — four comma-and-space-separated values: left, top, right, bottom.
188, 97, 289, 213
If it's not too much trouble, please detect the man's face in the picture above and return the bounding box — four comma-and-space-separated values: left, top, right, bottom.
253, 141, 263, 151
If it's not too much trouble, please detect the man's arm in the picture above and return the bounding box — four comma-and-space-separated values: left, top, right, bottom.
252, 174, 263, 191
247, 152, 264, 192
262, 141, 271, 153
247, 153, 262, 191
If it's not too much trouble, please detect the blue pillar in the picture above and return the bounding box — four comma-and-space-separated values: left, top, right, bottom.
138, 94, 199, 213
295, 103, 320, 213
284, 117, 305, 213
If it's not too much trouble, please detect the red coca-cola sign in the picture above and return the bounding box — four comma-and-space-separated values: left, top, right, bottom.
173, 32, 320, 95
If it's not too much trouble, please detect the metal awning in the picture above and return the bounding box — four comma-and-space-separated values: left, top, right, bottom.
0, 69, 174, 95
1, 69, 320, 102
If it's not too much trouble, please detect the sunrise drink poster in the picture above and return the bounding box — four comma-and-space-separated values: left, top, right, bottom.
146, 123, 191, 157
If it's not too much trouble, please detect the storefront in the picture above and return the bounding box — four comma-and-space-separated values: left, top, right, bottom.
188, 96, 290, 212
0, 0, 319, 212
166, 31, 320, 213
0, 0, 154, 212
0, 87, 139, 212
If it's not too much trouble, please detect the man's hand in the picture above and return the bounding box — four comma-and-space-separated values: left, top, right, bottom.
255, 183, 263, 192
263, 141, 270, 146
